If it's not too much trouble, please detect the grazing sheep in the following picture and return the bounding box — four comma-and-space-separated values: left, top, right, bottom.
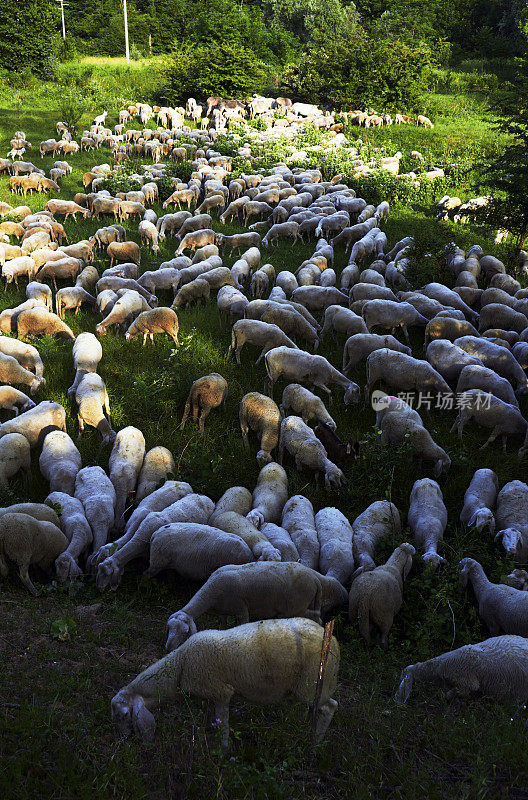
75, 466, 116, 561
315, 507, 354, 585
408, 479, 447, 568
424, 316, 479, 347
280, 383, 336, 429
379, 411, 451, 476
111, 618, 339, 750
75, 373, 115, 444
265, 347, 359, 404
48, 491, 93, 582
213, 511, 281, 562
352, 501, 401, 574
396, 636, 528, 706
450, 390, 527, 451
107, 241, 141, 267
455, 336, 528, 394
0, 432, 31, 487
0, 386, 35, 416
456, 364, 519, 408
362, 300, 428, 341
239, 392, 281, 466
278, 415, 344, 489
246, 462, 288, 528
172, 278, 210, 309
55, 286, 96, 319
26, 281, 52, 312
39, 430, 82, 495
460, 469, 498, 533
281, 494, 320, 569
108, 427, 146, 531
0, 400, 66, 446
495, 480, 528, 561
460, 558, 528, 636
229, 319, 298, 365
426, 339, 483, 384
366, 349, 452, 400
260, 522, 300, 563
210, 486, 253, 524
342, 333, 411, 373
0, 511, 67, 595
136, 447, 175, 503
125, 307, 179, 346
180, 373, 227, 433
321, 306, 368, 340
349, 543, 415, 647
16, 308, 75, 341
96, 290, 151, 337
0, 336, 44, 379
166, 561, 342, 650
67, 333, 102, 399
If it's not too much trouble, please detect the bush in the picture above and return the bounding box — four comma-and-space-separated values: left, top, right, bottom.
129, 42, 143, 61
0, 0, 59, 76
99, 164, 143, 195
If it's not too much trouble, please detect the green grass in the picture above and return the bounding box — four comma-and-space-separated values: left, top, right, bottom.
1, 63, 527, 800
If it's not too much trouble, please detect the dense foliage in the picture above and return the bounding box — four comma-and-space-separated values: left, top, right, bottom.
0, 0, 58, 76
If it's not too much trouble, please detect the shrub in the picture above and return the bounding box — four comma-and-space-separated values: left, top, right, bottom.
99, 164, 143, 195
129, 42, 143, 61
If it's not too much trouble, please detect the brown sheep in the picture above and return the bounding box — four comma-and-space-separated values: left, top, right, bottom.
107, 241, 141, 267
16, 308, 75, 341
125, 307, 179, 345
180, 373, 228, 433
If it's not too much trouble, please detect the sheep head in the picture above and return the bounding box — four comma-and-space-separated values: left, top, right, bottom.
458, 557, 477, 587
55, 552, 83, 583
343, 381, 360, 405
395, 667, 415, 704
468, 507, 495, 534
166, 611, 197, 651
495, 527, 523, 556
111, 694, 156, 741
96, 556, 122, 591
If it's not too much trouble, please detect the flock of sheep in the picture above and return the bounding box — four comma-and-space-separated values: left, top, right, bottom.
2, 100, 528, 751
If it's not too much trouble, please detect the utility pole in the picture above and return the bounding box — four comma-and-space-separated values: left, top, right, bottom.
123, 0, 130, 63
60, 0, 66, 38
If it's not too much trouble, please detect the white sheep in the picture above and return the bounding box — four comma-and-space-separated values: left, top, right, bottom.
281, 494, 320, 569
342, 333, 411, 374
246, 462, 288, 528
315, 507, 354, 585
260, 522, 300, 562
0, 336, 44, 379
166, 561, 346, 649
75, 373, 116, 444
213, 511, 281, 561
95, 493, 214, 590
39, 430, 82, 495
0, 352, 45, 395
239, 392, 281, 467
265, 346, 359, 404
210, 486, 253, 523
280, 383, 336, 429
408, 479, 447, 569
278, 415, 344, 489
229, 319, 298, 365
352, 501, 401, 573
349, 543, 415, 647
460, 558, 528, 636
48, 491, 93, 582
320, 306, 368, 340
67, 332, 103, 399
111, 618, 339, 750
362, 300, 428, 341
0, 432, 30, 487
450, 390, 527, 451
0, 386, 35, 416
136, 447, 175, 503
456, 364, 519, 408
0, 511, 67, 595
460, 469, 498, 533
396, 636, 528, 706
0, 400, 66, 446
455, 336, 528, 394
495, 480, 528, 561
108, 427, 146, 530
75, 466, 116, 562
365, 349, 452, 400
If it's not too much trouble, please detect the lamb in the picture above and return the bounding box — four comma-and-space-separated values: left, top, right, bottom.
281, 494, 319, 569
278, 415, 344, 489
352, 501, 401, 573
239, 392, 281, 466
48, 492, 93, 582
455, 336, 528, 394
108, 427, 146, 531
379, 412, 451, 476
16, 308, 75, 341
280, 383, 336, 429
96, 493, 214, 589
0, 432, 31, 488
0, 386, 35, 416
349, 543, 415, 647
172, 278, 210, 309
39, 430, 82, 495
460, 558, 528, 636
365, 349, 452, 400
212, 511, 281, 561
362, 300, 428, 341
246, 462, 288, 528
125, 307, 179, 346
260, 523, 300, 563
456, 364, 519, 409
460, 469, 498, 533
315, 507, 354, 585
75, 466, 116, 561
0, 511, 67, 595
180, 373, 227, 432
265, 347, 359, 404
495, 480, 528, 561
408, 478, 448, 569
0, 336, 44, 379
450, 390, 527, 451
0, 400, 66, 446
166, 561, 343, 650
111, 618, 339, 750
75, 373, 116, 444
229, 319, 297, 365
396, 636, 528, 706
67, 332, 102, 399
136, 447, 175, 503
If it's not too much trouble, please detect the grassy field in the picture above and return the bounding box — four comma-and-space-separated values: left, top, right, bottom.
1, 64, 528, 800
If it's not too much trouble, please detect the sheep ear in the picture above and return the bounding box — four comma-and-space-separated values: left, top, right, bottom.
403, 556, 413, 580
188, 618, 198, 636
132, 696, 156, 740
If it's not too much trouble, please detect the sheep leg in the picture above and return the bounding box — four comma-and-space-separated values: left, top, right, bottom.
180, 401, 191, 430
77, 414, 85, 437
313, 698, 338, 743
198, 408, 210, 433
0, 553, 8, 577
479, 428, 501, 451
18, 564, 38, 596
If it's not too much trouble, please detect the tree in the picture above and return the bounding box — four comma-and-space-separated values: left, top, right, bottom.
481, 56, 528, 251
0, 0, 58, 74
